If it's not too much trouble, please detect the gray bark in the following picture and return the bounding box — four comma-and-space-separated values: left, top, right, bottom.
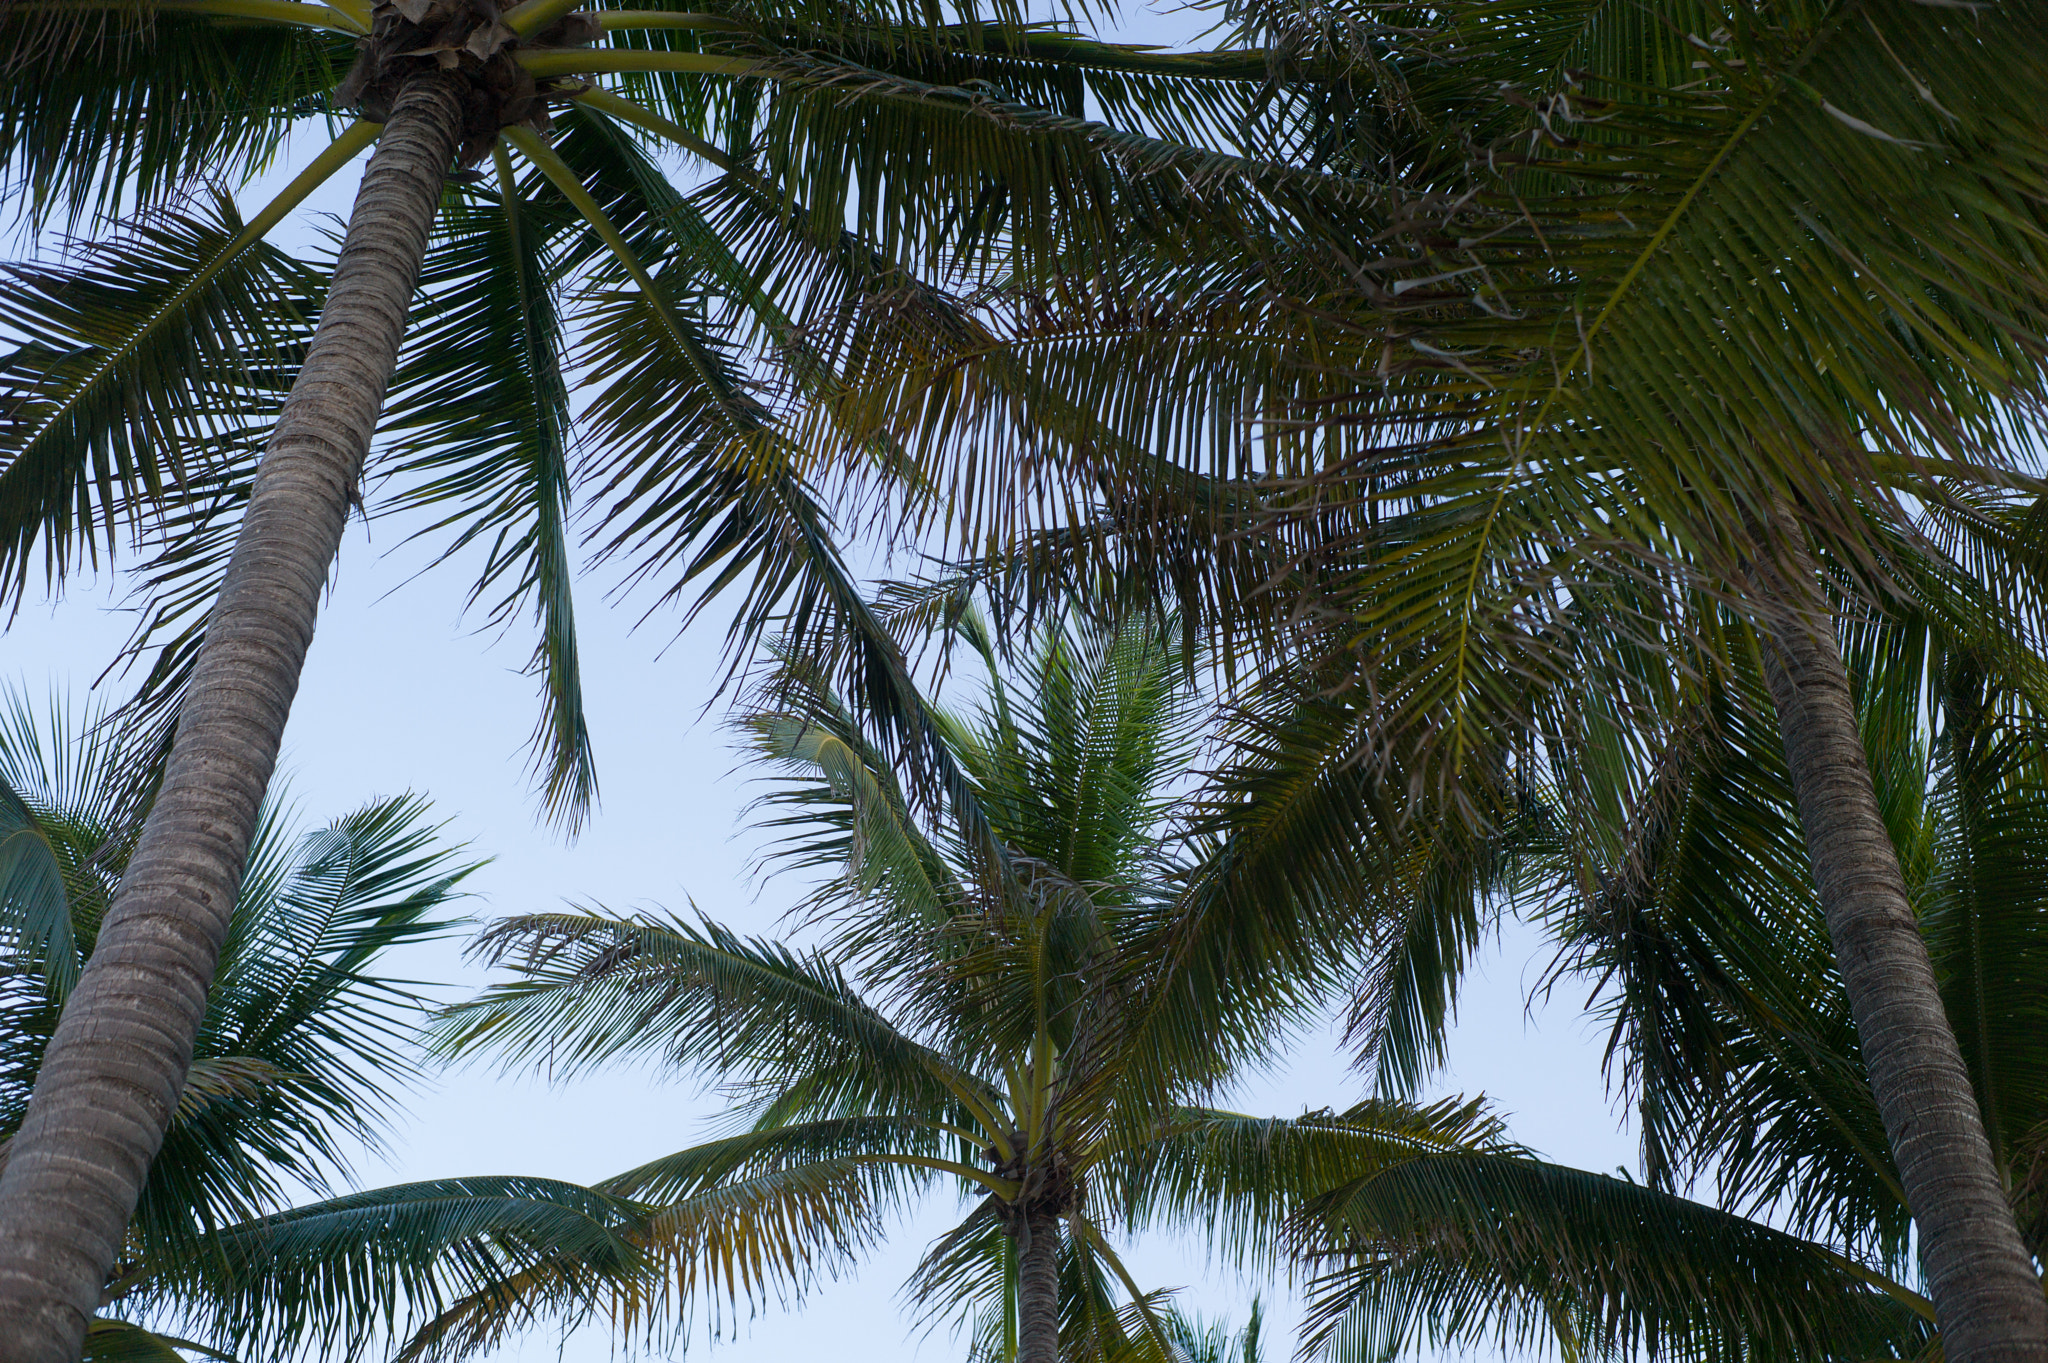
1016, 1209, 1061, 1363
0, 67, 465, 1363
1753, 521, 2048, 1363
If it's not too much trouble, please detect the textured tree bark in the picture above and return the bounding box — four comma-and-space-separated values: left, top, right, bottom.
0, 67, 465, 1363
1753, 520, 2048, 1363
1014, 1209, 1061, 1363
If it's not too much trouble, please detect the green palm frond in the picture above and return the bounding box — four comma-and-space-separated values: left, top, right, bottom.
0, 687, 123, 1000
432, 909, 994, 1119
1297, 1152, 1930, 1363
0, 686, 133, 864
201, 801, 468, 1126
389, 1155, 897, 1363
1916, 660, 2048, 1206
1160, 1296, 1264, 1363
0, 779, 75, 1002
81, 1318, 233, 1363
1108, 1099, 1512, 1273
126, 795, 472, 1259
1348, 811, 1551, 1101
541, 103, 786, 567
0, 691, 476, 1264
0, 194, 321, 604
0, 126, 370, 784
1063, 1221, 1180, 1363
905, 1204, 1177, 1363
527, 105, 1009, 867
374, 1133, 928, 1363
973, 615, 1192, 889
618, 1147, 910, 1299
0, 688, 490, 1353
742, 32, 1322, 279
0, 11, 353, 228
674, 147, 987, 455
131, 1175, 650, 1363
380, 151, 593, 828
741, 682, 966, 951
1082, 669, 1542, 1141
904, 1202, 1015, 1351
599, 1117, 950, 1202
88, 451, 257, 808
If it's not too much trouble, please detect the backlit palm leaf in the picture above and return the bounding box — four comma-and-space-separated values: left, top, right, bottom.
1298, 1153, 1929, 1363
0, 197, 320, 605
141, 1175, 650, 1362
0, 11, 353, 228
380, 151, 592, 824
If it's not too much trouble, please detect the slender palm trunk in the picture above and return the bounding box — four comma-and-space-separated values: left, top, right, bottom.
0, 67, 465, 1363
1753, 523, 2048, 1363
1015, 1209, 1061, 1363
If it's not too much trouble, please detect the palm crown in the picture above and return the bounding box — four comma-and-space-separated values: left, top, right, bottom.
787, 0, 2048, 1343
429, 611, 1517, 1362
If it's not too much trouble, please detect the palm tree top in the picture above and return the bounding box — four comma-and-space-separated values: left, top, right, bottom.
428, 610, 1518, 1361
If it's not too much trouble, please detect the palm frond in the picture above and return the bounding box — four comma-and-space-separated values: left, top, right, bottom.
127, 795, 474, 1259
1917, 653, 2048, 1203
1298, 1152, 1930, 1363
390, 1122, 938, 1363
131, 1175, 650, 1363
380, 150, 594, 828
0, 9, 353, 228
392, 1150, 904, 1362
0, 701, 92, 998
434, 909, 996, 1120
0, 194, 321, 605
740, 674, 967, 956
80, 1318, 232, 1363
1107, 1098, 1511, 1273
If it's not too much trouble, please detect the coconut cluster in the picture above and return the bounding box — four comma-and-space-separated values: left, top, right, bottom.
333, 0, 600, 164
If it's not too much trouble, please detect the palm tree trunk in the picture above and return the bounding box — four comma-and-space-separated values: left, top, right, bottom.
1015, 1208, 1061, 1363
0, 66, 465, 1363
1753, 520, 2048, 1363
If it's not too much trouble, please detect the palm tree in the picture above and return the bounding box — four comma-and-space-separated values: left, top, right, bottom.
0, 1, 1282, 1347
763, 0, 2048, 1350
425, 611, 1521, 1363
0, 691, 891, 1363
0, 687, 481, 1354
1292, 599, 2048, 1361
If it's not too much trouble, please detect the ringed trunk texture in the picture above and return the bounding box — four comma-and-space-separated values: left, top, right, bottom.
1753, 523, 2048, 1363
1015, 1209, 1061, 1363
0, 67, 465, 1363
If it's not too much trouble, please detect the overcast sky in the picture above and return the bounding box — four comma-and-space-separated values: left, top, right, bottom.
8, 2, 1643, 1354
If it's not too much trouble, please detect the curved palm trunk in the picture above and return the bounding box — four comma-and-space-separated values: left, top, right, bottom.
1016, 1209, 1061, 1363
1753, 524, 2048, 1363
0, 67, 465, 1363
